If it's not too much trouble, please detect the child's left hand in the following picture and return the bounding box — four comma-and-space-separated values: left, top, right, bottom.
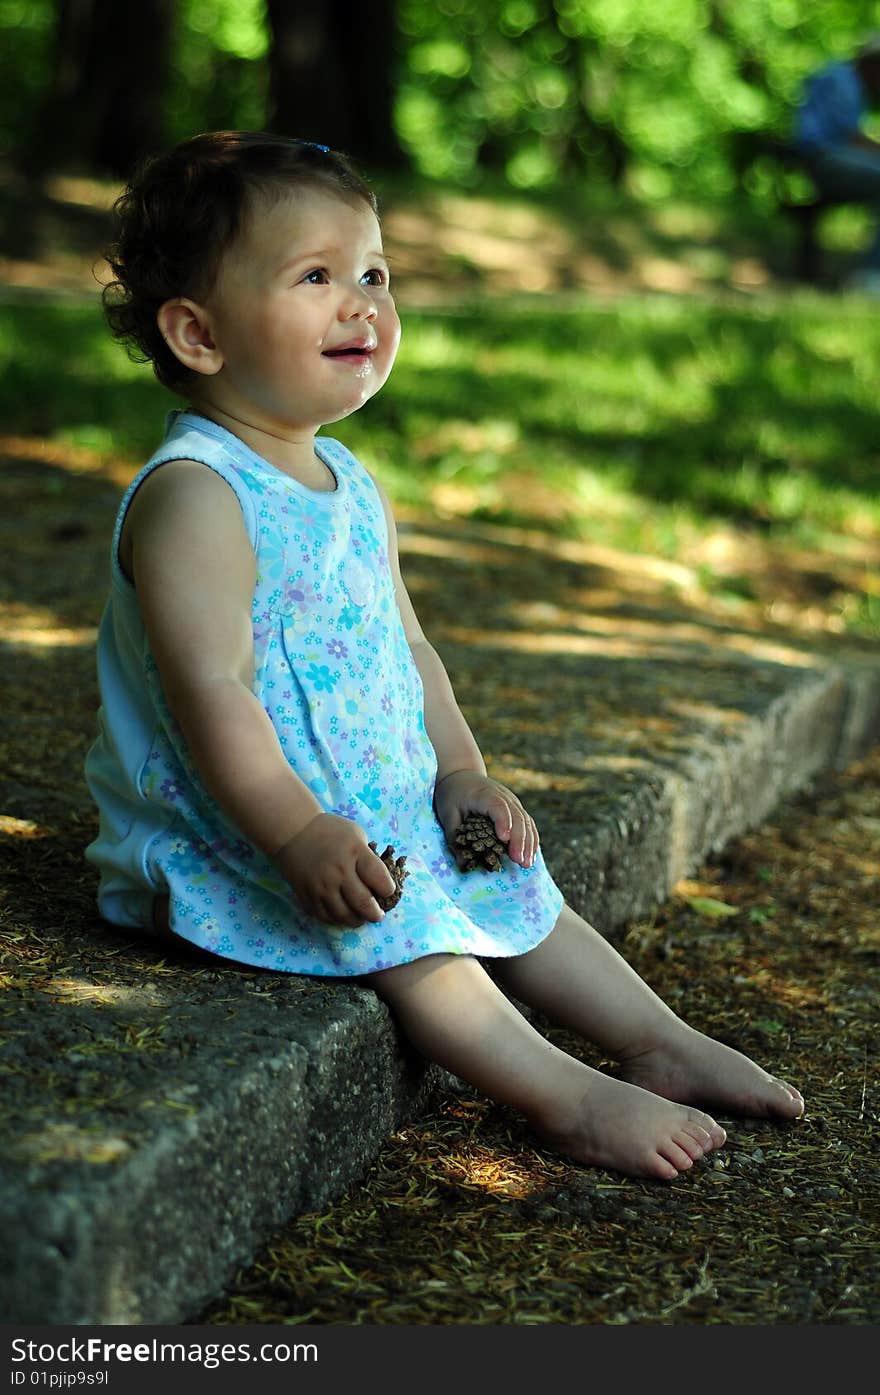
433, 770, 539, 870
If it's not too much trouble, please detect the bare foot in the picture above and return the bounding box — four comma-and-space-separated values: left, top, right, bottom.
618, 1022, 804, 1121
535, 1068, 728, 1181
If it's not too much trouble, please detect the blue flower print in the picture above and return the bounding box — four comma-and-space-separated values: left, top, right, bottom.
338, 602, 361, 630
357, 524, 381, 555
295, 502, 336, 546
306, 662, 337, 692
160, 777, 184, 801
251, 613, 275, 674
356, 784, 383, 812
327, 638, 348, 660
341, 684, 362, 717
281, 577, 320, 615
257, 532, 287, 583
166, 838, 207, 876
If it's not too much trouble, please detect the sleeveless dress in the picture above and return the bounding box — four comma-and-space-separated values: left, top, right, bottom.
84, 410, 564, 975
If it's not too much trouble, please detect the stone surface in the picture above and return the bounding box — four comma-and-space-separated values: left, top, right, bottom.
2, 539, 879, 1323
1, 983, 440, 1324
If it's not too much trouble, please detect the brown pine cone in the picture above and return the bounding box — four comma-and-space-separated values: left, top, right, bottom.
370, 841, 409, 911
453, 813, 507, 872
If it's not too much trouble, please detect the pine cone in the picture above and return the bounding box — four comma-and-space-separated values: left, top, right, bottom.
453, 813, 507, 872
370, 841, 409, 911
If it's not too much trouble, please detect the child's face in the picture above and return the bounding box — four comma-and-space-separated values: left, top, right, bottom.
197, 186, 400, 433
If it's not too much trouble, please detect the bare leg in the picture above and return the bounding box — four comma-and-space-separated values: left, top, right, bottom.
363, 951, 727, 1181
491, 903, 804, 1120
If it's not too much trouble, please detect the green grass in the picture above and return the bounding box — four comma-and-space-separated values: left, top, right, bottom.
2, 286, 879, 628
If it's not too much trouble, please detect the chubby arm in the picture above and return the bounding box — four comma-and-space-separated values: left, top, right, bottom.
125, 460, 394, 925
372, 475, 538, 869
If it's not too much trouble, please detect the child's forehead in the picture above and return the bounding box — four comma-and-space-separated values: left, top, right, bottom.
235, 185, 381, 257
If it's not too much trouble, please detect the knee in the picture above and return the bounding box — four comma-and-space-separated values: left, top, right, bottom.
359, 955, 436, 1004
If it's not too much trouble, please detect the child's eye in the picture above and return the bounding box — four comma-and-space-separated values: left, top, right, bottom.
302, 268, 329, 284
361, 267, 389, 288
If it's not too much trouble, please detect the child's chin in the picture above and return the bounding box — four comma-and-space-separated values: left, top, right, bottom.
336, 385, 385, 419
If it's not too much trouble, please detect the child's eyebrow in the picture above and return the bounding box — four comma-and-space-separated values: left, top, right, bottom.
275, 248, 389, 276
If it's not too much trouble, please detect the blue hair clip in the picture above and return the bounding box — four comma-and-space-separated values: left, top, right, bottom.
299, 140, 330, 152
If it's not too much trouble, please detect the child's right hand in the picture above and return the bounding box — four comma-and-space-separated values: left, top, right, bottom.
273, 813, 397, 928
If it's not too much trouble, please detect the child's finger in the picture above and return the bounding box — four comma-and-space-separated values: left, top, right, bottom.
499, 801, 539, 868
483, 795, 514, 841
517, 810, 537, 864
511, 810, 533, 866
525, 817, 539, 868
341, 876, 385, 924
317, 887, 367, 928
360, 846, 397, 896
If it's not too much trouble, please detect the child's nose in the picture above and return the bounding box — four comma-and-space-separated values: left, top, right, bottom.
341, 285, 378, 320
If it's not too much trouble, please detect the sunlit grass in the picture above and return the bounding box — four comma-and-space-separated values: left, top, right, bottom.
2, 287, 878, 636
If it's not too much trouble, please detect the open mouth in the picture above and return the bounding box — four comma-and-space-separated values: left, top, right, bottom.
323, 344, 375, 360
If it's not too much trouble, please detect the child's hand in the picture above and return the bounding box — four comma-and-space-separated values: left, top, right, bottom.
274, 814, 398, 927
433, 770, 539, 870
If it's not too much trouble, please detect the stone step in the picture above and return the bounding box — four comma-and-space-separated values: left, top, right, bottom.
2, 647, 878, 1325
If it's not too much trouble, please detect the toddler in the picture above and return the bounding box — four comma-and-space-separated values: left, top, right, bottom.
85, 131, 804, 1181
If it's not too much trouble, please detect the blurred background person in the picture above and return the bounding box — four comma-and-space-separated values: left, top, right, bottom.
794, 33, 880, 291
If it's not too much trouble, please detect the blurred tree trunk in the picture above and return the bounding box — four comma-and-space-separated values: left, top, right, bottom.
24, 0, 172, 179
556, 9, 629, 185
265, 0, 406, 170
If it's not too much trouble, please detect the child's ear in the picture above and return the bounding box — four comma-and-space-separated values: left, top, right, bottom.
157, 298, 223, 376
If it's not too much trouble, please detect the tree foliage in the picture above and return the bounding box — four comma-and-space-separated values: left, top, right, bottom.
1, 0, 878, 197
394, 0, 880, 199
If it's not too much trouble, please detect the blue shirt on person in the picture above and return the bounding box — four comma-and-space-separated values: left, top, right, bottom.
795, 60, 867, 152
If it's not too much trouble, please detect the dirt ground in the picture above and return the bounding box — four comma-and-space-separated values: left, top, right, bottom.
0, 163, 819, 304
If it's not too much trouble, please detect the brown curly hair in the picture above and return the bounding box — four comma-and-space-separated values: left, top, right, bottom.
102, 130, 378, 391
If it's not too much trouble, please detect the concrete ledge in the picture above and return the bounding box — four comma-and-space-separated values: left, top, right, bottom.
1, 984, 442, 1324
541, 662, 880, 931
2, 653, 878, 1325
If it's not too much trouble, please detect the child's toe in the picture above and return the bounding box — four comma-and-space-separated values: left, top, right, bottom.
660, 1137, 698, 1172
688, 1109, 726, 1149
775, 1079, 805, 1117
679, 1124, 711, 1159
